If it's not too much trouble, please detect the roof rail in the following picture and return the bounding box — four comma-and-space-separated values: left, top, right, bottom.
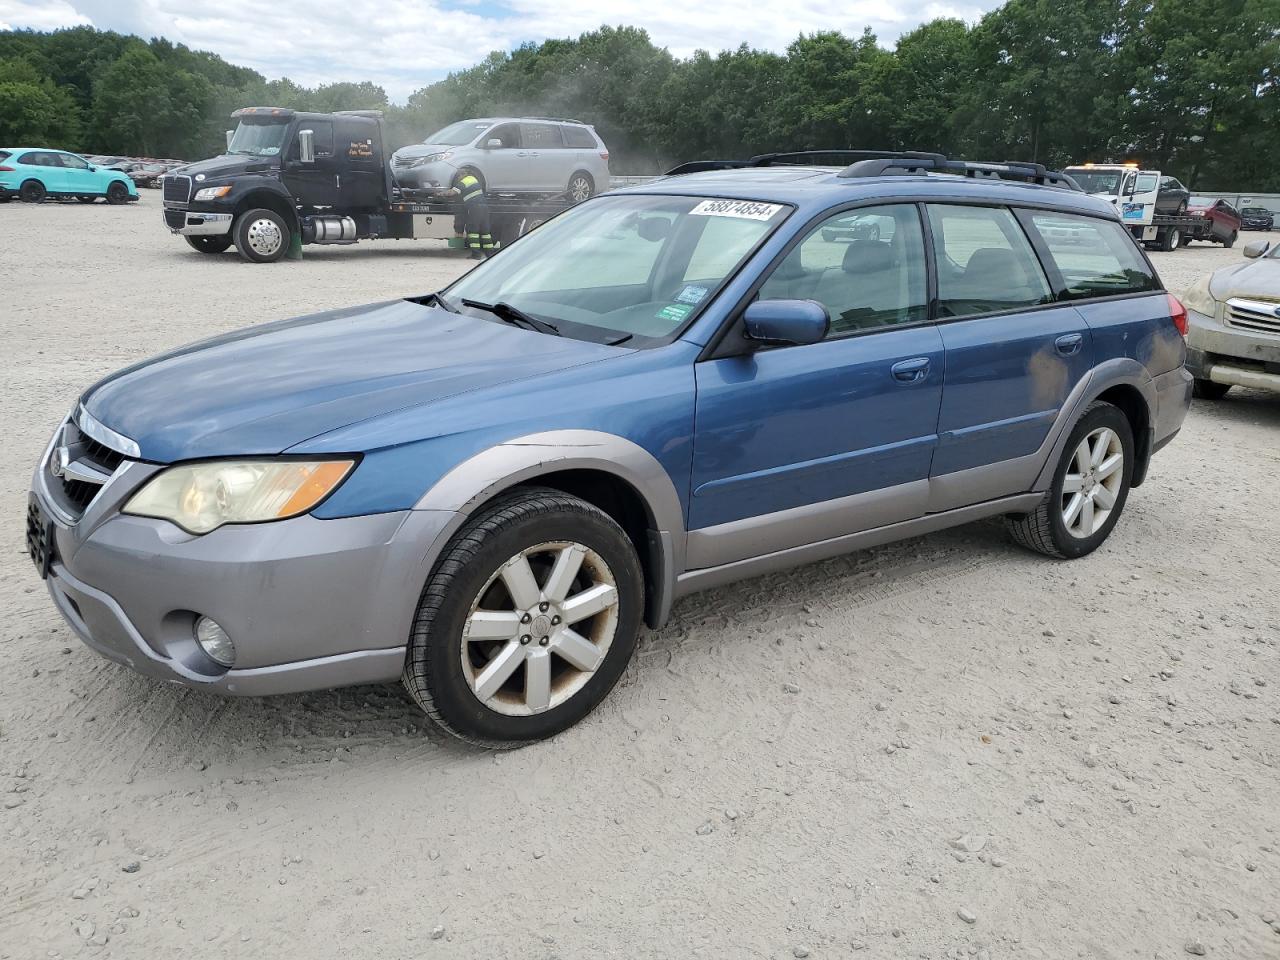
334, 109, 384, 119
663, 150, 946, 178
523, 116, 587, 125
839, 156, 1081, 190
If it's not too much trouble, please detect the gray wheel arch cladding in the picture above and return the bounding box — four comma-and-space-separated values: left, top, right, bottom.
413, 430, 686, 629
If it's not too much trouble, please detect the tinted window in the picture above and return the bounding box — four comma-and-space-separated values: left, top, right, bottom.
927, 205, 1052, 318
486, 123, 519, 148
307, 121, 334, 158
562, 125, 596, 148
1025, 212, 1158, 299
0, 150, 9, 162
520, 123, 563, 149
759, 204, 928, 335
23, 152, 52, 166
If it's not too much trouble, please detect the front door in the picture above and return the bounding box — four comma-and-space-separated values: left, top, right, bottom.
923, 203, 1094, 511
283, 120, 339, 208
688, 204, 943, 568
476, 123, 524, 191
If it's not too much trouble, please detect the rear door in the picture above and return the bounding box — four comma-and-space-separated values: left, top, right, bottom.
25, 152, 64, 191
925, 203, 1093, 512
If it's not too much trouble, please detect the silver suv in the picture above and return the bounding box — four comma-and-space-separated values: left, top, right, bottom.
391, 117, 610, 201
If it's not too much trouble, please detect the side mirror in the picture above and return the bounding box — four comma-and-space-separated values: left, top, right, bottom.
1243, 239, 1270, 259
298, 129, 315, 164
743, 299, 829, 346
485, 138, 503, 150
225, 130, 234, 150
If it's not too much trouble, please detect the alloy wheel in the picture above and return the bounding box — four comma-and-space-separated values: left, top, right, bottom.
569, 175, 592, 202
460, 541, 620, 716
1061, 427, 1124, 538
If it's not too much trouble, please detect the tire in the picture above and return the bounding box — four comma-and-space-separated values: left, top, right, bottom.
1223, 231, 1237, 248
567, 171, 595, 203
1160, 227, 1180, 252
105, 181, 129, 205
1179, 233, 1192, 247
19, 180, 46, 203
232, 207, 289, 263
403, 486, 644, 748
1005, 401, 1135, 560
77, 195, 97, 204
1192, 379, 1231, 401
185, 235, 234, 255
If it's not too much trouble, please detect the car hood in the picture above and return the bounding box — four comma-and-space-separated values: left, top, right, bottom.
392, 143, 458, 160
82, 300, 620, 462
174, 153, 277, 180
1208, 254, 1280, 301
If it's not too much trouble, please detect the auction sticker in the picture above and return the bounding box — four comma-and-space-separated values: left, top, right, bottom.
655, 303, 694, 323
690, 199, 783, 221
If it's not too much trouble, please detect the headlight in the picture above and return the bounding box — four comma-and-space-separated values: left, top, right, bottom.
412, 151, 451, 166
123, 459, 355, 534
193, 185, 232, 201
1181, 273, 1219, 317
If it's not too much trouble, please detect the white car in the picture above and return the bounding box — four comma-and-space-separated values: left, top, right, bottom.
391, 117, 611, 201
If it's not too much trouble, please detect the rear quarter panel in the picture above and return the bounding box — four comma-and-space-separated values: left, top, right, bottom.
1072, 293, 1184, 379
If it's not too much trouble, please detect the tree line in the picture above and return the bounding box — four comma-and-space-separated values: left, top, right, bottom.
1, 0, 1276, 190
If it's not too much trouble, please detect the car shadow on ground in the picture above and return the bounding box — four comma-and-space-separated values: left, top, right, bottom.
1190, 388, 1280, 427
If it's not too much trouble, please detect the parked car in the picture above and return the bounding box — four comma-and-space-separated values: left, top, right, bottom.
0, 148, 138, 204
1240, 206, 1274, 231
391, 117, 610, 201
1155, 175, 1190, 214
129, 163, 170, 188
27, 152, 1191, 746
1182, 237, 1280, 399
1185, 196, 1241, 246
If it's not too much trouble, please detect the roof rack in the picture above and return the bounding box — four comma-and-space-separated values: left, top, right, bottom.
523, 116, 587, 125
664, 150, 944, 177
839, 156, 1081, 190
334, 109, 384, 119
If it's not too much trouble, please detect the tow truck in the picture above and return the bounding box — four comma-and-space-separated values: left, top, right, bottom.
161, 107, 577, 262
1063, 162, 1208, 252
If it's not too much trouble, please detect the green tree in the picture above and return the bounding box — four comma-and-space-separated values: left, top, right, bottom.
0, 57, 82, 147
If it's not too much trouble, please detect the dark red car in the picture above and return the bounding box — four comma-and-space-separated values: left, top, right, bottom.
1185, 195, 1241, 247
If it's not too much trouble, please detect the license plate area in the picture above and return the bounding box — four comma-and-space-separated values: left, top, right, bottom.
26, 496, 56, 579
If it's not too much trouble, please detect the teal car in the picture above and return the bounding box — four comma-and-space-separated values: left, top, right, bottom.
0, 148, 138, 204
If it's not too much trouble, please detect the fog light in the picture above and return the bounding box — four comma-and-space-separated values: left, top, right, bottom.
194, 616, 235, 667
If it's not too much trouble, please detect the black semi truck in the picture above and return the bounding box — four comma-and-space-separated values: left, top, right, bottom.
161, 107, 576, 263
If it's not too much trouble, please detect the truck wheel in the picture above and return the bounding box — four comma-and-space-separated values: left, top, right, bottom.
19, 180, 46, 203
1005, 401, 1134, 560
567, 171, 595, 202
105, 181, 129, 205
1223, 231, 1237, 248
403, 486, 644, 748
1192, 379, 1230, 401
1160, 228, 1181, 252
185, 235, 234, 255
232, 208, 289, 263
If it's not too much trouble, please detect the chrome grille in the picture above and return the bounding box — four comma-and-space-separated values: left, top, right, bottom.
392, 156, 416, 168
1225, 298, 1280, 336
162, 174, 191, 205
44, 410, 134, 522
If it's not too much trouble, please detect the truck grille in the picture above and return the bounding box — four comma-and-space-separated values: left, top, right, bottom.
163, 175, 191, 205
1225, 298, 1280, 337
44, 412, 132, 522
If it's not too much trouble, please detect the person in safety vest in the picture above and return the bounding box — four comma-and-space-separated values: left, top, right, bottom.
448, 173, 499, 259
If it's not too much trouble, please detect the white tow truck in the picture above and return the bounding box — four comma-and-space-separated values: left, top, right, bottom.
1064, 163, 1205, 252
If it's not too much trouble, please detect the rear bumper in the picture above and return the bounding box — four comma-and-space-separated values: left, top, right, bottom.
1152, 365, 1193, 444
0, 185, 17, 199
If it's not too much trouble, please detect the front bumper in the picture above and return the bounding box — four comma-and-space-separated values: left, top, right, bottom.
29, 431, 459, 695
165, 208, 233, 236
391, 159, 457, 191
1186, 306, 1280, 392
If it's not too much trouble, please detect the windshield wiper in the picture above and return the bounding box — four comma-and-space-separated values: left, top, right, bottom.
462, 299, 561, 336
419, 291, 457, 313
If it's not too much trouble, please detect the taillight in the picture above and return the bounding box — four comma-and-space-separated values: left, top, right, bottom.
0, 165, 14, 172
1167, 293, 1188, 337
598, 152, 609, 161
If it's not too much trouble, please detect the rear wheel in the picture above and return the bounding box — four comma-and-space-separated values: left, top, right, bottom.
403, 487, 644, 747
185, 235, 234, 255
105, 181, 129, 205
1006, 401, 1134, 559
232, 208, 289, 263
567, 171, 595, 202
1160, 227, 1181, 252
1192, 379, 1231, 401
19, 180, 46, 203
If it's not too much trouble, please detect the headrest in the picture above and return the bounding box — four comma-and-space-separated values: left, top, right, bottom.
773, 256, 807, 280
964, 247, 1022, 280
843, 240, 896, 274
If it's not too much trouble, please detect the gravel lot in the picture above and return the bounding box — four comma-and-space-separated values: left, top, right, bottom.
2, 195, 1278, 959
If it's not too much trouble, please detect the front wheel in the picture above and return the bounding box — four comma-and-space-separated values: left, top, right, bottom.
1193, 379, 1231, 401
567, 171, 595, 202
232, 208, 289, 263
105, 181, 129, 205
403, 487, 644, 747
1223, 231, 1237, 248
185, 235, 234, 255
1006, 401, 1134, 559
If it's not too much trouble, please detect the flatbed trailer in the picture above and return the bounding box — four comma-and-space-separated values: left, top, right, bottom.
1129, 214, 1208, 252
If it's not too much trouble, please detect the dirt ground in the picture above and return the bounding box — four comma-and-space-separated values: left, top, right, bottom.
1, 195, 1277, 960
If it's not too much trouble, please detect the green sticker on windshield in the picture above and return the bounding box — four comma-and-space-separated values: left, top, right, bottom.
656, 303, 693, 323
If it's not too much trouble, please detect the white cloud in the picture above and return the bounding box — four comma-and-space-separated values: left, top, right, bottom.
1, 0, 999, 101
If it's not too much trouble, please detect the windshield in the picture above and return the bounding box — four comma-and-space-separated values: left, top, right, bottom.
1068, 170, 1123, 195
1242, 207, 1270, 215
444, 194, 790, 344
425, 120, 493, 146
1189, 196, 1218, 206
228, 120, 289, 157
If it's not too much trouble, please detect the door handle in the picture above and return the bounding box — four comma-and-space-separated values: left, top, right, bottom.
1055, 333, 1084, 357
891, 357, 931, 383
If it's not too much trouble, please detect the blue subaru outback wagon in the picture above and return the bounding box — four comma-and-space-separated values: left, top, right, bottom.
28, 151, 1192, 745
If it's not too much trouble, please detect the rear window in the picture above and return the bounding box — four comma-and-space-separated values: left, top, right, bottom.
1024, 212, 1159, 300
562, 126, 597, 149
926, 204, 1053, 318
520, 123, 563, 148
0, 151, 9, 163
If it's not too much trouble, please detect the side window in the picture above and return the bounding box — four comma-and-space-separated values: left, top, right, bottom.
1023, 211, 1158, 299
562, 125, 596, 149
61, 154, 89, 170
1135, 172, 1159, 193
25, 152, 50, 166
520, 123, 563, 149
309, 121, 334, 158
926, 204, 1052, 318
758, 204, 928, 335
485, 123, 519, 148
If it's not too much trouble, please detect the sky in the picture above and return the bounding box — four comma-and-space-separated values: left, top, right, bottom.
0, 0, 999, 101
